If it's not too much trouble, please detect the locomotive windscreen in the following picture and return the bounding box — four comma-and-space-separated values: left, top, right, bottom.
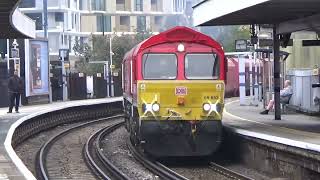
185, 53, 219, 79
142, 53, 177, 79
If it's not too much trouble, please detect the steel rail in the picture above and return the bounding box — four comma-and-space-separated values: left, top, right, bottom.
127, 140, 189, 180
84, 121, 130, 180
36, 115, 123, 180
209, 162, 255, 180
83, 127, 113, 180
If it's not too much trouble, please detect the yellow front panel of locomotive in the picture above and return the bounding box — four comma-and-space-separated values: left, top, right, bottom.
137, 80, 225, 121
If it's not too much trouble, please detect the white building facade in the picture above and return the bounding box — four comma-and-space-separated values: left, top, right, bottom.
19, 0, 187, 61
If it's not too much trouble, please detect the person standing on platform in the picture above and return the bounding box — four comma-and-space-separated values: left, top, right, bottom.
7, 70, 23, 113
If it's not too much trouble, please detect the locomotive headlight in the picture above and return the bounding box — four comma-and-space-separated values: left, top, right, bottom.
152, 103, 160, 112
203, 103, 220, 113
210, 104, 217, 112
203, 103, 211, 111
177, 43, 185, 52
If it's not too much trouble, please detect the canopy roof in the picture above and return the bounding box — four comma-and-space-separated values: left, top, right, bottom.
0, 0, 35, 38
193, 0, 320, 34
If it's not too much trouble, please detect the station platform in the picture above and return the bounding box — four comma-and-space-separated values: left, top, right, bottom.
224, 97, 320, 152
0, 98, 121, 180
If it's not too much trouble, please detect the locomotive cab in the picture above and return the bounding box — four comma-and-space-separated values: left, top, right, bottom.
122, 27, 226, 157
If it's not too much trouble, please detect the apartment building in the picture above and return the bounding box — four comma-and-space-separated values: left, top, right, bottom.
80, 0, 187, 34
18, 0, 187, 63
19, 0, 81, 60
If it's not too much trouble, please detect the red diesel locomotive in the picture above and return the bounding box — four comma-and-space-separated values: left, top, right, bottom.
122, 26, 227, 157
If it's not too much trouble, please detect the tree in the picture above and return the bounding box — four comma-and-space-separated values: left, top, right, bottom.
112, 31, 152, 71
201, 26, 251, 52
73, 31, 152, 75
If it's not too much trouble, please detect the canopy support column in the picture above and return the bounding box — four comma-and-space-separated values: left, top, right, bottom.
273, 25, 281, 120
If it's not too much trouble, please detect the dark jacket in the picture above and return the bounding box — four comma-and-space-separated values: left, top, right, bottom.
8, 75, 23, 93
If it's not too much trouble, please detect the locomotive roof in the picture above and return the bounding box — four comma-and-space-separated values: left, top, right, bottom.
123, 26, 224, 62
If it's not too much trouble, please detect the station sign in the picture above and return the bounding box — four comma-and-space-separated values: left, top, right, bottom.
97, 73, 102, 77
235, 39, 248, 52
15, 63, 20, 70
313, 68, 319, 75
113, 72, 118, 76
110, 65, 115, 69
11, 48, 19, 58
259, 39, 273, 47
64, 62, 70, 68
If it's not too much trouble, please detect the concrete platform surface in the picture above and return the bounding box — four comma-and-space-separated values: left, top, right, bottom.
224, 97, 320, 152
0, 97, 121, 180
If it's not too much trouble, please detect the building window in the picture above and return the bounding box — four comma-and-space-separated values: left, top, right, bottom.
19, 0, 35, 8
25, 13, 43, 30
92, 0, 105, 11
117, 0, 125, 4
69, 36, 72, 50
74, 14, 77, 28
72, 13, 75, 29
55, 12, 64, 22
97, 15, 111, 32
155, 16, 162, 25
151, 0, 159, 11
135, 0, 143, 11
174, 0, 185, 12
120, 16, 129, 26
116, 0, 125, 11
79, 0, 83, 10
137, 16, 146, 32
80, 37, 84, 46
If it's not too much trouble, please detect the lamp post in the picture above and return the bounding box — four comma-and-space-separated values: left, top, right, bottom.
59, 23, 69, 101
43, 0, 48, 38
109, 36, 114, 97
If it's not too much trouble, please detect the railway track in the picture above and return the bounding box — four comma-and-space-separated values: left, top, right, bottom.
36, 115, 123, 180
209, 162, 255, 180
85, 120, 188, 180
127, 140, 188, 180
33, 113, 258, 180
84, 121, 129, 180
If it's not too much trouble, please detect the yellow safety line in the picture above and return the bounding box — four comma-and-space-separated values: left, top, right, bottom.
224, 100, 320, 138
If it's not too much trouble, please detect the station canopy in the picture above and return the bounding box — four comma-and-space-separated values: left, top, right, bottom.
193, 0, 320, 34
0, 0, 32, 38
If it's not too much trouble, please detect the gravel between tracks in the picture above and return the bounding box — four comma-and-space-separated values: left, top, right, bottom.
101, 126, 159, 180
15, 118, 122, 179
171, 164, 271, 180
15, 122, 84, 176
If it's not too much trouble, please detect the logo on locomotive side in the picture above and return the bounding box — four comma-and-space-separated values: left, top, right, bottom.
175, 87, 187, 95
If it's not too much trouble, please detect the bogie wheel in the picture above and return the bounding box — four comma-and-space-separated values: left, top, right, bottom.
125, 116, 130, 132
130, 114, 140, 146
